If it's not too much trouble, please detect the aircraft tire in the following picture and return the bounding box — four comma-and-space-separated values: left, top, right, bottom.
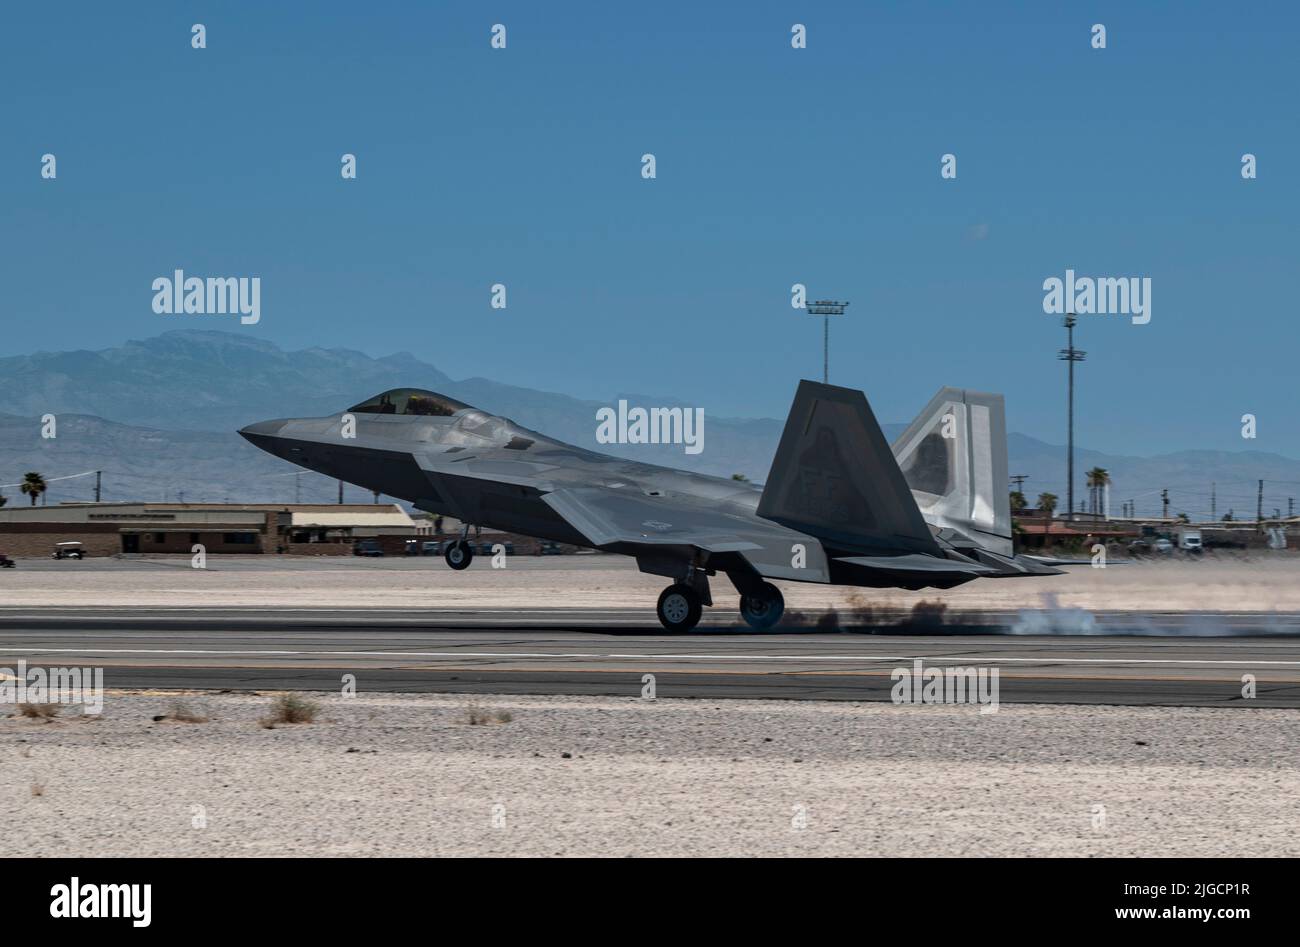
445, 540, 474, 570
657, 583, 702, 633
739, 582, 784, 630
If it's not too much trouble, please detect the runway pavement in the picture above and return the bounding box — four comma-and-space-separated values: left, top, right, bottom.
3, 606, 1300, 707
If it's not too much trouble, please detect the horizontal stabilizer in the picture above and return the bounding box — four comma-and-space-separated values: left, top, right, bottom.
969, 549, 1064, 577
1022, 554, 1128, 568
834, 554, 997, 575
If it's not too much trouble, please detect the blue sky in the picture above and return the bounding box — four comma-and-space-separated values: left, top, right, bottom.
3, 1, 1297, 456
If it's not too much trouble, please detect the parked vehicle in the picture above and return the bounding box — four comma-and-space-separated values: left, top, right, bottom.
0, 553, 15, 568
537, 541, 563, 555
353, 539, 384, 557
1128, 536, 1174, 557
1176, 527, 1203, 554
421, 540, 445, 555
51, 541, 85, 560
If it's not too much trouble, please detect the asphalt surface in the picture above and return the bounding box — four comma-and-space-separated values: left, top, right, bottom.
4, 606, 1300, 707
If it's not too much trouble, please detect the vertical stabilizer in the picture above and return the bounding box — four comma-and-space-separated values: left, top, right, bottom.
757, 381, 942, 555
891, 388, 1012, 557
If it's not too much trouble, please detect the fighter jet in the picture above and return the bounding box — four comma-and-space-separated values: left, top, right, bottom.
239, 381, 1063, 631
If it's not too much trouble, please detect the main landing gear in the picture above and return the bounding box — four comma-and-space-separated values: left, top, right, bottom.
654, 574, 786, 632
738, 581, 785, 630
444, 539, 474, 570
656, 583, 703, 632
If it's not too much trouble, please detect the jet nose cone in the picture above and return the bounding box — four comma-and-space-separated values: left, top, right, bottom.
238, 419, 288, 451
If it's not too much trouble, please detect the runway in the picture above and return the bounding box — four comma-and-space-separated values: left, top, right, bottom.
4, 606, 1300, 707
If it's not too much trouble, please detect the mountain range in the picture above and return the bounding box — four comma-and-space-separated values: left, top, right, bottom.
1, 330, 1296, 517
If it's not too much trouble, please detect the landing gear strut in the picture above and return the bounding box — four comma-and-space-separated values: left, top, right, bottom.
656, 583, 703, 633
444, 539, 474, 570
738, 581, 785, 630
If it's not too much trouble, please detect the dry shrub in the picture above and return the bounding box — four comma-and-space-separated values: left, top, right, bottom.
259, 693, 318, 728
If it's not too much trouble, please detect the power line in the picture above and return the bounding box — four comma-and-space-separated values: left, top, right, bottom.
0, 470, 100, 488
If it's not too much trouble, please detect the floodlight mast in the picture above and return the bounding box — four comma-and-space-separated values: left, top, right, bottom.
1057, 314, 1086, 521
806, 299, 849, 383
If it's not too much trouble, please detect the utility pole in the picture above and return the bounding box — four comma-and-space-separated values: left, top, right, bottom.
1290, 497, 1294, 518
1211, 482, 1216, 520
806, 300, 848, 384
94, 470, 102, 503
1058, 314, 1086, 522
1257, 479, 1264, 529
338, 479, 344, 505
1161, 488, 1169, 520
1009, 475, 1027, 517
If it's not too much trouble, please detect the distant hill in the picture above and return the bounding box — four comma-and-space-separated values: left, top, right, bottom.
0, 331, 454, 434
1, 330, 1296, 516
0, 413, 303, 505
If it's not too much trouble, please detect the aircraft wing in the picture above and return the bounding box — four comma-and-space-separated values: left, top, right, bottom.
540, 486, 832, 582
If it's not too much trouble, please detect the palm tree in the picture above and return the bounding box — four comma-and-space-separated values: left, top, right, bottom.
1009, 490, 1027, 513
1085, 467, 1111, 516
20, 472, 47, 506
731, 473, 749, 483
1037, 492, 1058, 535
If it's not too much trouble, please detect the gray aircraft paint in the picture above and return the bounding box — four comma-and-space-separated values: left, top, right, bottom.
239, 380, 1060, 615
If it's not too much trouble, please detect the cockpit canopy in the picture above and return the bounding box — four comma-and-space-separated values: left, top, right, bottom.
348, 388, 471, 418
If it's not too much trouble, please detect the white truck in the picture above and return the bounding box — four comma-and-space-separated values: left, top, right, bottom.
1176, 527, 1203, 553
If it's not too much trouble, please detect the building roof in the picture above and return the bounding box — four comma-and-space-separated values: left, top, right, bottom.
0, 501, 415, 529
1017, 524, 1135, 536
291, 510, 415, 528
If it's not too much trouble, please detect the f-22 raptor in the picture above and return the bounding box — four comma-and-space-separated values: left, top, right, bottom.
240, 381, 1063, 631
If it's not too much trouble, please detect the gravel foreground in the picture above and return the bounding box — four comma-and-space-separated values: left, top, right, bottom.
4, 691, 1298, 857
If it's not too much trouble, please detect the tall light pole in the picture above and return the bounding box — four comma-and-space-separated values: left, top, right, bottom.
807, 300, 849, 383
1058, 314, 1086, 522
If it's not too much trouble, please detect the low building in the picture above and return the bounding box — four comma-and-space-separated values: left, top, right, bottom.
0, 502, 418, 557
